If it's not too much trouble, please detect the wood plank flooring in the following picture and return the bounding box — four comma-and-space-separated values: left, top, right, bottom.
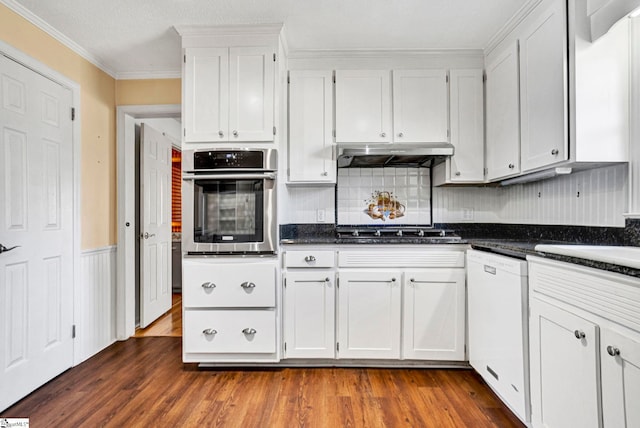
2, 337, 524, 427
133, 293, 182, 337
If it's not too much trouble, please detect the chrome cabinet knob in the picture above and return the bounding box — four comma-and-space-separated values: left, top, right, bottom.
606, 345, 620, 357
455, 171, 461, 176
324, 277, 330, 283
409, 278, 415, 283
218, 130, 224, 137
232, 130, 238, 137
201, 282, 216, 289
508, 163, 515, 169
574, 330, 586, 339
551, 149, 559, 155
391, 278, 396, 282
304, 255, 316, 262
380, 132, 386, 138
398, 132, 404, 138
322, 171, 328, 176
203, 328, 217, 335
241, 282, 256, 289
242, 328, 257, 335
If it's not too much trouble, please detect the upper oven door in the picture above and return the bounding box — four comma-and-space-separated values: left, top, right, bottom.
182, 171, 277, 254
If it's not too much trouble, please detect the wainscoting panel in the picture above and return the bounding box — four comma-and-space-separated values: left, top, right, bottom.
77, 246, 117, 364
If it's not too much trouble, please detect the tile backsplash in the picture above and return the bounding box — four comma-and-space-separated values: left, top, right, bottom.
337, 167, 432, 225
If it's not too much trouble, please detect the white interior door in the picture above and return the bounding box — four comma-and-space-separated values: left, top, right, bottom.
0, 55, 74, 410
139, 123, 172, 328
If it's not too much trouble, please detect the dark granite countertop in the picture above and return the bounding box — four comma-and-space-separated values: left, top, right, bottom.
279, 222, 640, 278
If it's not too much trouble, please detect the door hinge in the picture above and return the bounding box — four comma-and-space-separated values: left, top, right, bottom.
337, 342, 340, 352
273, 126, 276, 136
333, 75, 336, 84
483, 73, 487, 83
332, 129, 336, 138
484, 167, 488, 176
273, 53, 276, 62
446, 75, 449, 83
287, 75, 290, 84
184, 54, 186, 63
336, 277, 339, 288
184, 128, 186, 137
284, 342, 287, 351
71, 107, 75, 121
284, 278, 287, 288
72, 324, 76, 339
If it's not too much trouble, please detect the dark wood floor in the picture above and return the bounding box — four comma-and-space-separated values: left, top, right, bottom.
133, 293, 182, 337
2, 337, 524, 427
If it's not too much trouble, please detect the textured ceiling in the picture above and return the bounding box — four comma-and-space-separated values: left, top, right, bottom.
9, 0, 529, 78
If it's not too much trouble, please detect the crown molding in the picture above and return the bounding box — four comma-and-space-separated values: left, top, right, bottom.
173, 23, 284, 37
0, 0, 117, 78
287, 48, 484, 60
116, 70, 181, 80
484, 0, 544, 56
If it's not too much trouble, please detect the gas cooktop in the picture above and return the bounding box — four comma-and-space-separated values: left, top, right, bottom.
336, 226, 461, 241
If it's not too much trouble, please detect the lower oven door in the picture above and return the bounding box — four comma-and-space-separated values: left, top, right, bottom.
182, 172, 277, 254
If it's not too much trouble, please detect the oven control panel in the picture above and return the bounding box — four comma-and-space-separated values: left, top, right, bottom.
193, 150, 264, 169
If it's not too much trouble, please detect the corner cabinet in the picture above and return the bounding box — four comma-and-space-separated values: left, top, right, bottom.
485, 42, 521, 181
287, 70, 335, 184
433, 68, 485, 184
528, 257, 640, 428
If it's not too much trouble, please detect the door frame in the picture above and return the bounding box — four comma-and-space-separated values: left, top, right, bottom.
0, 40, 82, 363
116, 104, 180, 339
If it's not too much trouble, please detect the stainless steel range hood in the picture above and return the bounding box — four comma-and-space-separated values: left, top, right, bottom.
337, 143, 454, 168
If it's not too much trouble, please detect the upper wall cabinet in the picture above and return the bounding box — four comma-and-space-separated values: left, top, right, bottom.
434, 68, 485, 185
519, 0, 568, 172
334, 69, 448, 144
335, 70, 392, 143
392, 69, 448, 143
288, 70, 335, 184
177, 25, 284, 146
184, 46, 275, 143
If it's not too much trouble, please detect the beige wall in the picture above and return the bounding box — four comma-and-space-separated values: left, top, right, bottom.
116, 79, 181, 106
0, 4, 182, 249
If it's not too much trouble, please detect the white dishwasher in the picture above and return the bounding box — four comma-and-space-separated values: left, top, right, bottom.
467, 249, 530, 424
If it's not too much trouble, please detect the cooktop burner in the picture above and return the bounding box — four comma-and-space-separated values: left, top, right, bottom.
336, 227, 461, 240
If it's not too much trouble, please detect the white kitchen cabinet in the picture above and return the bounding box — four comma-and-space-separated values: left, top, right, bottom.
183, 46, 275, 143
433, 68, 484, 184
402, 269, 466, 360
519, 0, 568, 172
283, 272, 335, 359
528, 256, 640, 428
485, 42, 521, 181
392, 69, 448, 143
335, 70, 392, 143
600, 328, 640, 428
337, 270, 402, 359
529, 297, 600, 428
287, 70, 335, 183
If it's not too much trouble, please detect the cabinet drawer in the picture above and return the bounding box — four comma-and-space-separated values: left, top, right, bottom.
284, 250, 335, 268
184, 310, 276, 354
183, 262, 275, 308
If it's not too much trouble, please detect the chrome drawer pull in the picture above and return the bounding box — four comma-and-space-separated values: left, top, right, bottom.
304, 255, 316, 262
241, 282, 256, 289
242, 328, 257, 335
574, 330, 586, 339
203, 329, 217, 335
201, 282, 216, 289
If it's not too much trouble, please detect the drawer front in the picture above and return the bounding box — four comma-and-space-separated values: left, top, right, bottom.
184, 310, 276, 354
338, 249, 465, 268
183, 263, 275, 308
285, 250, 335, 268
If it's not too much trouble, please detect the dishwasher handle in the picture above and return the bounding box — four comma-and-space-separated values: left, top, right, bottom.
484, 265, 497, 275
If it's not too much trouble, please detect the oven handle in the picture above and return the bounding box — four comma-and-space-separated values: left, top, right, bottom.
182, 172, 277, 181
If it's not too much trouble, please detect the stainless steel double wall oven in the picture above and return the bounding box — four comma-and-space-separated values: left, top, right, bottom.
182, 148, 277, 254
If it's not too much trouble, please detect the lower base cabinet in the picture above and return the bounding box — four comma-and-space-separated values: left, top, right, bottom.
529, 257, 640, 428
282, 246, 467, 361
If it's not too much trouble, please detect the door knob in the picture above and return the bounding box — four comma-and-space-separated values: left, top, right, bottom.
551, 149, 559, 155
140, 232, 156, 239
0, 244, 19, 254
574, 330, 586, 339
606, 345, 620, 357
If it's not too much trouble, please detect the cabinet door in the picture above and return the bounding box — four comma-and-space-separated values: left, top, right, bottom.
283, 272, 335, 359
519, 0, 568, 172
392, 69, 448, 143
486, 42, 520, 181
183, 47, 229, 143
335, 70, 392, 143
288, 70, 335, 183
529, 298, 600, 428
601, 328, 640, 428
337, 271, 401, 359
402, 269, 465, 360
228, 46, 275, 142
448, 69, 485, 182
